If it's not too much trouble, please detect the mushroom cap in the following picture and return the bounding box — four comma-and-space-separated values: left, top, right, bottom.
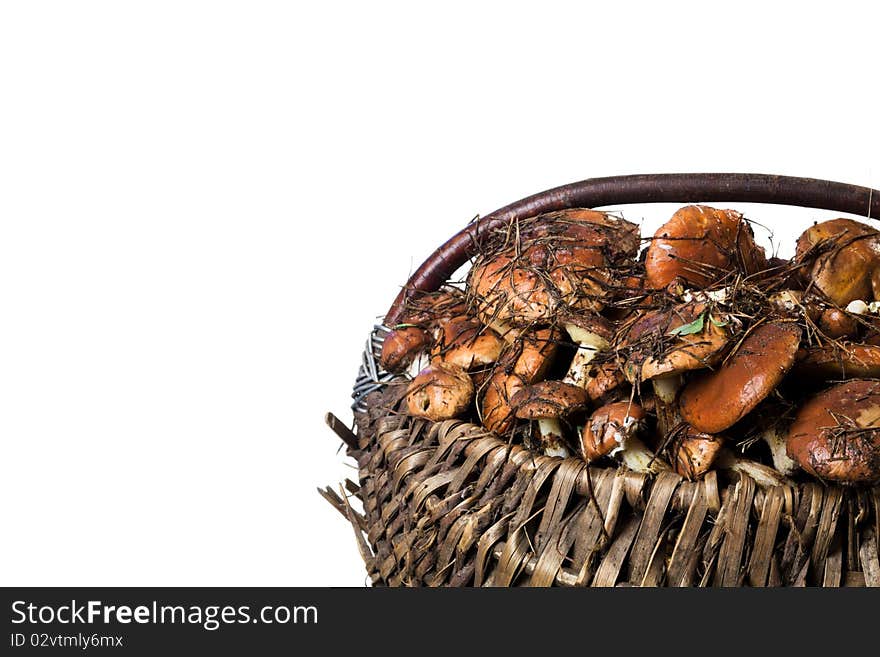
467, 210, 639, 324
380, 325, 431, 373
621, 302, 732, 384
405, 362, 475, 421
468, 252, 557, 326
400, 287, 468, 327
432, 315, 504, 370
679, 321, 802, 433
563, 312, 614, 346
584, 361, 627, 401
511, 327, 560, 382
795, 218, 880, 306
510, 381, 588, 420
818, 307, 859, 339
786, 379, 880, 483
523, 208, 641, 263
480, 369, 524, 434
644, 205, 767, 290
793, 343, 880, 380
673, 427, 725, 480
581, 401, 647, 461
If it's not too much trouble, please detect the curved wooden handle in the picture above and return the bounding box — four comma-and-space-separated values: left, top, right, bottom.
385, 173, 880, 325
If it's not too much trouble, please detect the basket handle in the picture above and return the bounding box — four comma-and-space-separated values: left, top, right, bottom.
385, 172, 880, 325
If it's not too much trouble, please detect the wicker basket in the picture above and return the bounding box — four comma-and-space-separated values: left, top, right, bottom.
323, 173, 880, 587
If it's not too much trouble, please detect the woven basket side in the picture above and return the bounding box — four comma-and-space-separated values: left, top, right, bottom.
325, 391, 880, 587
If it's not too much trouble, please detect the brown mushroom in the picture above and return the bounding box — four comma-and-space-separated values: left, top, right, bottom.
380, 325, 431, 373
620, 302, 733, 436
580, 401, 668, 472
479, 328, 559, 434
405, 363, 474, 421
680, 321, 801, 433
786, 379, 880, 483
795, 218, 880, 307
818, 308, 859, 340
431, 315, 504, 371
793, 343, 880, 380
644, 205, 766, 290
584, 361, 627, 402
382, 287, 470, 373
510, 381, 588, 458
672, 427, 724, 480
467, 209, 639, 325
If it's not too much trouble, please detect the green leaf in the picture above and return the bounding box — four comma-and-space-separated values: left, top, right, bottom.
708, 314, 728, 328
668, 313, 705, 337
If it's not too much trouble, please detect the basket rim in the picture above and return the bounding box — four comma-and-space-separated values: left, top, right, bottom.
385, 172, 880, 324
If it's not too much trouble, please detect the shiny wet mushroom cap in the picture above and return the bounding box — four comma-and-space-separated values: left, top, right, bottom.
644, 205, 766, 290
680, 321, 802, 433
786, 379, 880, 483
405, 363, 475, 421
793, 343, 880, 380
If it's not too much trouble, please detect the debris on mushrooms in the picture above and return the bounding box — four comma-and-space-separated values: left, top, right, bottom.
584, 361, 627, 402
786, 379, 880, 483
382, 287, 470, 373
679, 320, 801, 433
672, 427, 724, 480
795, 218, 880, 307
405, 363, 474, 421
644, 205, 766, 290
467, 209, 639, 325
561, 313, 613, 387
621, 301, 732, 436
581, 401, 667, 472
510, 381, 588, 458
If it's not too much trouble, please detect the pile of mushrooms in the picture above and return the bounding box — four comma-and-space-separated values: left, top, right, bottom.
385, 206, 880, 486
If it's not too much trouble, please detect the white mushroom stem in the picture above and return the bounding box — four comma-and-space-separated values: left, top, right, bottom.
537, 418, 570, 458
609, 422, 670, 473
652, 374, 684, 403
612, 436, 669, 473
760, 427, 799, 476
562, 324, 609, 386
716, 449, 790, 488
652, 374, 684, 438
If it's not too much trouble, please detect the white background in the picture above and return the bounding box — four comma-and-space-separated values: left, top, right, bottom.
1, 1, 879, 586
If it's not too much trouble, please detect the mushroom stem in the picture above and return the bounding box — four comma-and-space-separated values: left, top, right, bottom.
652, 374, 684, 438
612, 434, 670, 474
562, 324, 610, 387
761, 427, 798, 476
563, 345, 601, 386
653, 374, 683, 403
537, 418, 570, 458
716, 449, 791, 488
